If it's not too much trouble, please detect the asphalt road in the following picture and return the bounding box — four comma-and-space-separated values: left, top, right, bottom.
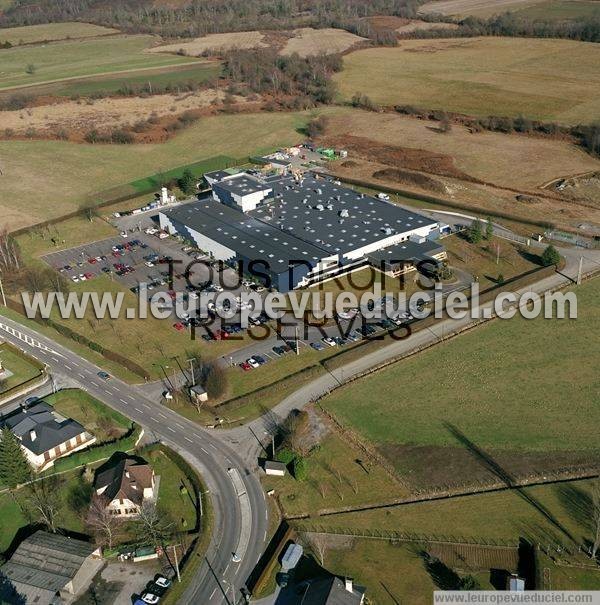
0, 314, 267, 605
1, 244, 599, 604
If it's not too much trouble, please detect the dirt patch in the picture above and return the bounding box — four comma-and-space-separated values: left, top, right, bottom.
379, 443, 600, 491
418, 0, 542, 17
548, 172, 600, 207
372, 167, 447, 193
0, 89, 241, 134
147, 31, 267, 56
322, 133, 474, 181
395, 19, 461, 34
280, 28, 367, 57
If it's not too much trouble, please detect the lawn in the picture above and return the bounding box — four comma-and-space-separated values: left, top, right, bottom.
1, 108, 333, 231
17, 61, 222, 98
306, 478, 600, 550
146, 447, 198, 532
320, 276, 600, 484
0, 34, 196, 91
263, 431, 408, 518
0, 341, 43, 393
44, 388, 131, 442
515, 0, 600, 20
335, 38, 600, 124
0, 22, 119, 45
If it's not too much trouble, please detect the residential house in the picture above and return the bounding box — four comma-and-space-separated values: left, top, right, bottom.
0, 530, 103, 605
94, 453, 157, 517
300, 577, 366, 605
0, 400, 95, 471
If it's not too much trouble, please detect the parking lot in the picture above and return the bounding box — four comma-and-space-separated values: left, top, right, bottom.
41, 204, 415, 378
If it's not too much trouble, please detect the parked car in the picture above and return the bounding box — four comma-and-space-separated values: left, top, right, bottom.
247, 357, 260, 369
322, 337, 337, 347
310, 342, 325, 351
240, 362, 252, 371
141, 593, 160, 604
173, 322, 185, 332
254, 355, 267, 365
97, 371, 110, 380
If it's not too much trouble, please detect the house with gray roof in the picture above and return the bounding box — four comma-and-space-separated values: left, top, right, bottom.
0, 531, 103, 605
0, 400, 95, 471
300, 577, 365, 605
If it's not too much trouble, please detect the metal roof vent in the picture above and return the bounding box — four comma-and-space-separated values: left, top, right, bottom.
326, 204, 334, 211
339, 209, 349, 218
315, 204, 324, 211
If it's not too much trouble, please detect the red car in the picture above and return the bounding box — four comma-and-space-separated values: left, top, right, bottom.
88, 258, 97, 264
173, 322, 185, 332
84, 272, 94, 280
240, 362, 252, 371
215, 329, 229, 340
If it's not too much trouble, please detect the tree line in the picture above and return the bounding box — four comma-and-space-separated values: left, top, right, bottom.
394, 104, 600, 158
0, 0, 419, 37
223, 49, 342, 105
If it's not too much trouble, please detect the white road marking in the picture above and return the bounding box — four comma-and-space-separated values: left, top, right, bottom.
201, 447, 209, 454
184, 437, 193, 443
167, 427, 176, 433
119, 398, 127, 404
150, 417, 159, 422
158, 412, 167, 419
135, 407, 143, 413
209, 588, 216, 600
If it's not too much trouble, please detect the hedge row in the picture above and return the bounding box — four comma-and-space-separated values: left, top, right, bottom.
50, 424, 141, 474
6, 298, 147, 379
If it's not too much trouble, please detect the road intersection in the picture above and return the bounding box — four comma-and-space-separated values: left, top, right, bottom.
0, 244, 598, 604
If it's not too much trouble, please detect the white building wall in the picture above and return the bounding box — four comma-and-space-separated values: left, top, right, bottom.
342, 223, 437, 261
159, 213, 236, 262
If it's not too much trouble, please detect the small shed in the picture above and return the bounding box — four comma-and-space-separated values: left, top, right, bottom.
264, 460, 287, 476
189, 384, 208, 404
281, 543, 303, 572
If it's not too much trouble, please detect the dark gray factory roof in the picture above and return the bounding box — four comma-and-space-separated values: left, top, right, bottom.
213, 173, 272, 197
162, 198, 329, 273
0, 401, 86, 455
250, 175, 437, 256
368, 239, 445, 267
1, 531, 96, 593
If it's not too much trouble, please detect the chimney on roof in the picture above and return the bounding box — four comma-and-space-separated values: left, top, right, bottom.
30, 430, 37, 442
345, 578, 353, 593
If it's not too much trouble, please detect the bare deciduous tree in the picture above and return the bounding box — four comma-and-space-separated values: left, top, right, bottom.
302, 532, 329, 566
23, 477, 61, 533
87, 495, 119, 550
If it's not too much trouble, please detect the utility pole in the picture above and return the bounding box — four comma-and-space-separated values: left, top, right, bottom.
577, 256, 584, 285
496, 243, 500, 265
186, 358, 195, 386
0, 276, 6, 307
172, 544, 181, 583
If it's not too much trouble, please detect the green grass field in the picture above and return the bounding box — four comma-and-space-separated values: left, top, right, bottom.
2, 109, 326, 230
335, 37, 600, 124
0, 22, 119, 45
0, 61, 222, 99
321, 276, 600, 480
0, 34, 198, 91
309, 478, 600, 548
515, 0, 600, 21
0, 342, 43, 393
45, 388, 131, 442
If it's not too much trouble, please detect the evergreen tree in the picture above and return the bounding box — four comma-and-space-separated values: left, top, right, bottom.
541, 244, 561, 267
0, 427, 31, 488
468, 219, 483, 244
177, 169, 197, 196
485, 217, 494, 240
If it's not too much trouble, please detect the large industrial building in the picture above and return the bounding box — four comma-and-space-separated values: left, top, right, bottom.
159, 170, 446, 292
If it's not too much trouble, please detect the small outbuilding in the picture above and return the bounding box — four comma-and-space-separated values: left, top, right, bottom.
189, 384, 208, 404
264, 460, 287, 476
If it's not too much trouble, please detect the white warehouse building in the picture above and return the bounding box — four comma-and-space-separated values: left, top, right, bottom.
159, 171, 446, 292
